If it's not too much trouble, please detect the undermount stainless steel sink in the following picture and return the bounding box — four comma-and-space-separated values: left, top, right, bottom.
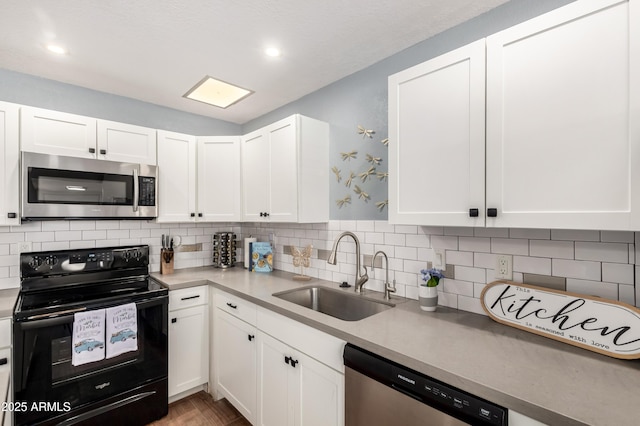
273, 286, 394, 321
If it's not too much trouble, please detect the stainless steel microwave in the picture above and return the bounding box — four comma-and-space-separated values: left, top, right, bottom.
21, 152, 158, 220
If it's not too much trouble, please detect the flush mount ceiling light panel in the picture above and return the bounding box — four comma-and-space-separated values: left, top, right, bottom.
183, 76, 254, 109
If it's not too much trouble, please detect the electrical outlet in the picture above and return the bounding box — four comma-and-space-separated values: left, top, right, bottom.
18, 241, 33, 253
495, 255, 513, 280
433, 249, 446, 270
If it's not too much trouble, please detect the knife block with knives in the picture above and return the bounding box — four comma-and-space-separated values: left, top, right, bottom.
160, 234, 175, 275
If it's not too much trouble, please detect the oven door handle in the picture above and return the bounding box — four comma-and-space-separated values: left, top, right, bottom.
132, 168, 139, 213
26, 307, 87, 322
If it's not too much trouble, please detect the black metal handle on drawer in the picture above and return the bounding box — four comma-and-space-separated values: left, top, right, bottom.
0, 358, 7, 366
290, 358, 298, 368
99, 149, 107, 155
226, 302, 237, 309
469, 208, 479, 217
248, 334, 255, 341
487, 208, 498, 217
181, 295, 200, 301
89, 148, 96, 153
198, 213, 203, 217
190, 213, 196, 217
7, 213, 16, 219
171, 318, 177, 323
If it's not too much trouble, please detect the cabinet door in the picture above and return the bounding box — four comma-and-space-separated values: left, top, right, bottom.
295, 350, 344, 426
267, 116, 298, 222
242, 130, 270, 221
215, 309, 257, 423
0, 102, 20, 226
486, 0, 639, 230
20, 107, 97, 158
168, 304, 209, 397
157, 130, 197, 222
257, 332, 294, 426
97, 120, 157, 165
388, 39, 486, 227
197, 136, 242, 222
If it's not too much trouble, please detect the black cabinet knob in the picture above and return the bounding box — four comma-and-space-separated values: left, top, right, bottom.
99, 149, 107, 155
290, 358, 298, 368
248, 334, 255, 341
0, 358, 7, 366
469, 208, 479, 217
198, 213, 203, 217
284, 355, 291, 365
7, 213, 16, 219
487, 208, 498, 218
89, 148, 96, 153
190, 212, 195, 217
171, 318, 177, 323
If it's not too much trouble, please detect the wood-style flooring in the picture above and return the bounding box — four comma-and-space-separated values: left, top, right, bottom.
149, 392, 251, 426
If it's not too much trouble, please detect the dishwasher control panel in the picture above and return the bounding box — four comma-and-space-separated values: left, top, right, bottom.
344, 343, 507, 426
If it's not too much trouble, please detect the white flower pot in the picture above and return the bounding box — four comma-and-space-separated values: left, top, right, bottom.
419, 286, 438, 311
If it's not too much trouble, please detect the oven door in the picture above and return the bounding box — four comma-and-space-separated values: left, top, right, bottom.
13, 296, 168, 426
21, 152, 157, 220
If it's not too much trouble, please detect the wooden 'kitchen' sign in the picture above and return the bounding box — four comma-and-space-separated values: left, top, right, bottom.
481, 281, 640, 359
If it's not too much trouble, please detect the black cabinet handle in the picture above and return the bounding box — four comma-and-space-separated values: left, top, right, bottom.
171, 318, 177, 323
226, 302, 237, 309
190, 212, 196, 217
0, 358, 7, 366
181, 295, 200, 301
260, 212, 265, 217
469, 208, 479, 217
7, 213, 16, 219
284, 356, 291, 365
89, 148, 96, 153
198, 213, 203, 217
99, 149, 107, 155
290, 358, 298, 368
248, 334, 255, 341
487, 208, 498, 218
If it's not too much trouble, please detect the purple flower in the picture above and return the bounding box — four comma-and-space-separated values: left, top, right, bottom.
420, 268, 444, 287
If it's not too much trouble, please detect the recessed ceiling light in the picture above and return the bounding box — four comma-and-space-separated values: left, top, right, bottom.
46, 44, 67, 55
265, 47, 281, 57
183, 76, 253, 109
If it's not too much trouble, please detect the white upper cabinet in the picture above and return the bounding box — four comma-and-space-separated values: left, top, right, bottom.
20, 107, 158, 165
21, 106, 97, 158
157, 130, 197, 222
241, 114, 329, 223
390, 0, 639, 231
388, 39, 486, 227
97, 120, 157, 165
197, 136, 242, 222
486, 0, 639, 230
0, 102, 20, 226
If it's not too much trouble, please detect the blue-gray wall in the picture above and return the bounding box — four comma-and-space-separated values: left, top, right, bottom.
0, 68, 240, 135
242, 0, 576, 220
0, 0, 576, 219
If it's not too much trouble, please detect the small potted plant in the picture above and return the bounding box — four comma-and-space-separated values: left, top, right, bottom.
419, 268, 444, 311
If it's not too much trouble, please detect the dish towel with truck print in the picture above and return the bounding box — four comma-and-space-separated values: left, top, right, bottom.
72, 309, 106, 366
106, 303, 138, 359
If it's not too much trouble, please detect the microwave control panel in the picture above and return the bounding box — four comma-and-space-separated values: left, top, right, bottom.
138, 176, 156, 206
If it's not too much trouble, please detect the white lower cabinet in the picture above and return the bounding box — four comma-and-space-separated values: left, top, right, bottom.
212, 290, 345, 426
214, 292, 257, 423
0, 318, 12, 426
257, 332, 343, 426
168, 286, 209, 399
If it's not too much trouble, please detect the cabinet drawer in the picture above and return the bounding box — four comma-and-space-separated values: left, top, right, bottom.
215, 290, 257, 326
169, 286, 208, 310
257, 306, 345, 373
0, 319, 10, 348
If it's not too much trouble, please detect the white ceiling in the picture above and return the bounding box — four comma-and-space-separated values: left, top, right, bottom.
0, 0, 508, 124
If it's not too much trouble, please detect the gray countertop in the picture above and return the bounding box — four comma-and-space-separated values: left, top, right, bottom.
0, 288, 18, 319
155, 266, 639, 426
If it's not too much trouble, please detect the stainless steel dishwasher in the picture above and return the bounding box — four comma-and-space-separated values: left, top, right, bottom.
344, 344, 507, 426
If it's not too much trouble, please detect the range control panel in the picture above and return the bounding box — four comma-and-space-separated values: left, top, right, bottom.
21, 245, 149, 278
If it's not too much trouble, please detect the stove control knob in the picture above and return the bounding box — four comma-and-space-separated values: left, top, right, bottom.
29, 257, 43, 269
123, 251, 131, 261
45, 256, 57, 266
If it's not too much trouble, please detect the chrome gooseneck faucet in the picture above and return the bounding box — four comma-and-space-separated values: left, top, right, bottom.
327, 231, 368, 292
371, 251, 396, 300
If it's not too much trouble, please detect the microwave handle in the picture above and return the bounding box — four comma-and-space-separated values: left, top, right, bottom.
133, 168, 139, 212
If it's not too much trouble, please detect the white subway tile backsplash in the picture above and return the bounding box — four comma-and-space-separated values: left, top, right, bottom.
575, 242, 629, 264
509, 228, 550, 240
442, 279, 474, 297
356, 221, 375, 232
445, 251, 473, 267
602, 263, 634, 285
437, 291, 458, 309
601, 231, 634, 243
374, 221, 395, 233
474, 252, 495, 269
459, 237, 490, 253
69, 221, 96, 231
529, 240, 574, 260
25, 231, 55, 242
566, 279, 618, 300
552, 259, 601, 281
491, 238, 528, 256
431, 235, 458, 250
444, 227, 474, 237
474, 228, 508, 238
365, 232, 384, 244
55, 231, 82, 241
619, 284, 635, 306
473, 283, 486, 298
395, 246, 417, 260
419, 226, 444, 235
42, 222, 70, 231
405, 234, 430, 248
458, 296, 487, 316
513, 256, 551, 275
454, 266, 486, 284
385, 232, 406, 246
551, 229, 599, 242
394, 225, 417, 234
